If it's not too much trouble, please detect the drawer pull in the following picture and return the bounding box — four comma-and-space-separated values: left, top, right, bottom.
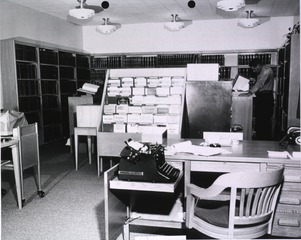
279, 197, 301, 205
285, 175, 301, 183
278, 219, 300, 227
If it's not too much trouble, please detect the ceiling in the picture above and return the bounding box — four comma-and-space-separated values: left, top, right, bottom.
7, 0, 300, 26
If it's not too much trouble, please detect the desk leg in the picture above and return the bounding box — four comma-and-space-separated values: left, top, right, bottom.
87, 135, 92, 165
74, 132, 79, 170
11, 144, 22, 209
184, 161, 191, 197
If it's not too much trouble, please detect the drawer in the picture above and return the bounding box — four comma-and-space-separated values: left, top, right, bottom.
282, 181, 301, 191
272, 212, 301, 238
277, 190, 301, 211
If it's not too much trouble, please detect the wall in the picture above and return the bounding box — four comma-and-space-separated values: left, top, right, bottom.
83, 17, 295, 54
0, 0, 83, 51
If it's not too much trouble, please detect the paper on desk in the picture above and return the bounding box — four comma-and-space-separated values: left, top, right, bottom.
165, 141, 231, 156
267, 151, 290, 159
233, 75, 249, 92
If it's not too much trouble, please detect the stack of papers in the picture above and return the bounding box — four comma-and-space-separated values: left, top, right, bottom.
165, 141, 231, 156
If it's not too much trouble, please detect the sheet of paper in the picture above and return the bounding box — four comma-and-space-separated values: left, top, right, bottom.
233, 75, 250, 92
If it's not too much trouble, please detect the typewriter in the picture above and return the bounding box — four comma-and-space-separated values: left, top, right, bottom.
118, 139, 180, 183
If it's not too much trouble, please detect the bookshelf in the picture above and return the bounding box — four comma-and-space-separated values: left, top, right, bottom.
1, 39, 93, 144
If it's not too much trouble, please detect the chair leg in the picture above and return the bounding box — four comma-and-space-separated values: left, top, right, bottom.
87, 135, 92, 165
74, 132, 79, 170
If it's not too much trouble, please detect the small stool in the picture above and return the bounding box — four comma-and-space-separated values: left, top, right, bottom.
74, 127, 101, 174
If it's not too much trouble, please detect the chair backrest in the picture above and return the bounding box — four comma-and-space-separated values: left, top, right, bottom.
76, 104, 102, 128
13, 123, 39, 170
212, 167, 284, 236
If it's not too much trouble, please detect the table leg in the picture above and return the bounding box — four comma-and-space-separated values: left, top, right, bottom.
11, 144, 22, 209
74, 131, 79, 170
87, 135, 92, 165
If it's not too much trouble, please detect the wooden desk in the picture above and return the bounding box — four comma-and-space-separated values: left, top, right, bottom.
1, 139, 23, 209
104, 140, 301, 239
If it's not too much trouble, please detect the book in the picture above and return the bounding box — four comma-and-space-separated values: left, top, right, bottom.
233, 75, 250, 92
78, 83, 100, 95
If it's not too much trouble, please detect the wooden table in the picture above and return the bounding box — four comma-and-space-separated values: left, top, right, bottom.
103, 139, 301, 239
1, 138, 23, 209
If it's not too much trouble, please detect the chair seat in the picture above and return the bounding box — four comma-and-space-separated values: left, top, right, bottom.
195, 200, 231, 228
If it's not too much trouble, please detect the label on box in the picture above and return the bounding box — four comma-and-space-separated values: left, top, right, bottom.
154, 115, 167, 124
167, 123, 180, 135
108, 79, 121, 87
167, 115, 181, 124
170, 86, 183, 95
144, 95, 157, 105
128, 106, 142, 114
116, 105, 129, 114
113, 123, 126, 133
172, 77, 185, 86
132, 87, 145, 95
147, 78, 160, 86
168, 95, 181, 105
107, 87, 120, 96
114, 114, 128, 123
141, 106, 157, 114
140, 114, 154, 124
104, 104, 116, 114
135, 77, 147, 86
131, 96, 144, 105
121, 78, 134, 86
156, 96, 169, 105
119, 87, 132, 96
103, 115, 115, 124
156, 87, 170, 96
159, 77, 172, 86
127, 114, 141, 123
169, 105, 181, 114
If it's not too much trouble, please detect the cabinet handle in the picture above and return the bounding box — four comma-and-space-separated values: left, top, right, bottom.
278, 219, 300, 227
279, 197, 301, 205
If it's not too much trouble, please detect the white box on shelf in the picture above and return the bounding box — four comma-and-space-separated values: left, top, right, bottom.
140, 126, 167, 144
187, 63, 219, 81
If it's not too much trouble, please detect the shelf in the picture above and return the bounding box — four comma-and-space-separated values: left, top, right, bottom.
109, 171, 183, 193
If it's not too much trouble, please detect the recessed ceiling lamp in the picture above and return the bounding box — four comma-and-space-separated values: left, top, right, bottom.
96, 18, 117, 34
217, 0, 245, 12
164, 14, 185, 31
69, 0, 95, 19
238, 10, 260, 28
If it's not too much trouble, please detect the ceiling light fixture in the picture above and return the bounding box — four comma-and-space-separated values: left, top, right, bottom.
69, 0, 95, 19
164, 14, 185, 31
217, 0, 245, 12
188, 0, 196, 8
238, 10, 260, 28
96, 18, 117, 34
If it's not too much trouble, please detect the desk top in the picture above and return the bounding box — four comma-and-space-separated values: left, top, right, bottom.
165, 139, 301, 166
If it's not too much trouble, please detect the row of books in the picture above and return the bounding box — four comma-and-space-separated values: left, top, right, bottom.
18, 97, 41, 112
18, 81, 39, 96
16, 44, 37, 62
157, 54, 197, 66
199, 55, 225, 65
238, 54, 271, 65
17, 63, 37, 79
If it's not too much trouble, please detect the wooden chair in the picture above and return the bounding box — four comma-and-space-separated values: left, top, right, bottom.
185, 166, 284, 239
74, 104, 102, 176
2, 123, 45, 206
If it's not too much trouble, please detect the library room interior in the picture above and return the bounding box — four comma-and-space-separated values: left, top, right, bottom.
1, 0, 300, 239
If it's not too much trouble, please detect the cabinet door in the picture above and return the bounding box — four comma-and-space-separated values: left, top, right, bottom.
183, 81, 232, 138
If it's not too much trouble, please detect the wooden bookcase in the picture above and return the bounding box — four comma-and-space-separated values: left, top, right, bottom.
0, 39, 92, 144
